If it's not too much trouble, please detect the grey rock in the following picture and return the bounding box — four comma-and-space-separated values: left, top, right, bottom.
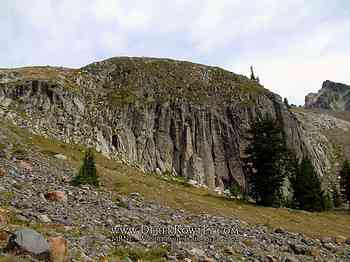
6, 228, 49, 255
305, 80, 350, 111
37, 214, 51, 223
282, 256, 299, 262
290, 243, 311, 255
54, 153, 67, 160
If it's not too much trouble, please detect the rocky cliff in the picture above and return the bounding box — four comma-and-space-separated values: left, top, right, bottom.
0, 57, 305, 190
305, 80, 350, 111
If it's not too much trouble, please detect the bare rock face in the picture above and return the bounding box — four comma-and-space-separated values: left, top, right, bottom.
305, 80, 350, 111
0, 57, 305, 190
292, 110, 350, 186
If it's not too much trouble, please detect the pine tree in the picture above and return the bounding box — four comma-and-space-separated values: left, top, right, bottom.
72, 148, 99, 187
291, 158, 324, 211
284, 98, 290, 108
250, 66, 256, 81
340, 160, 350, 204
243, 116, 291, 207
332, 186, 342, 208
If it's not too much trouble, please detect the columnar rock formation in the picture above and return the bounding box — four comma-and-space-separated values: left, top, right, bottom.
0, 57, 305, 190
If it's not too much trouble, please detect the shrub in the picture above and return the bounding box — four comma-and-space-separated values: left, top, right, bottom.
72, 148, 99, 187
229, 182, 242, 197
332, 186, 342, 208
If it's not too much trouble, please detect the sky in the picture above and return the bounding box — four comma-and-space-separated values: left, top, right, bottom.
2, 0, 350, 105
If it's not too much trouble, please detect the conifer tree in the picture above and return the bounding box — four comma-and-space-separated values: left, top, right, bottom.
243, 116, 291, 207
291, 158, 324, 211
340, 160, 350, 204
250, 66, 256, 81
332, 185, 342, 208
284, 98, 290, 108
72, 148, 99, 187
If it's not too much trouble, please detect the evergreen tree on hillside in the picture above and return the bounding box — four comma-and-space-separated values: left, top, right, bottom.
243, 116, 292, 207
72, 148, 99, 187
291, 158, 325, 211
250, 66, 256, 81
284, 98, 290, 108
332, 185, 342, 208
340, 160, 350, 204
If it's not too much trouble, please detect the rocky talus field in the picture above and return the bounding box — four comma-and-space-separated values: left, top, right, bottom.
0, 57, 350, 261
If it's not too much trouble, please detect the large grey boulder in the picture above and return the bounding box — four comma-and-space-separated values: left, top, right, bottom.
5, 228, 50, 256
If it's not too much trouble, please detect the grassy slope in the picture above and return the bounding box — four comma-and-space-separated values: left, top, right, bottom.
2, 121, 349, 242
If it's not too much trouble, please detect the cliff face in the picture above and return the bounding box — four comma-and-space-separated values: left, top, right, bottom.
0, 57, 304, 190
305, 80, 350, 111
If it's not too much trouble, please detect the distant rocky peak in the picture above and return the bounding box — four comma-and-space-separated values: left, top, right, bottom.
304, 80, 350, 111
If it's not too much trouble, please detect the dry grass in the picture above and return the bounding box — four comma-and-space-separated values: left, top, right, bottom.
100, 165, 350, 240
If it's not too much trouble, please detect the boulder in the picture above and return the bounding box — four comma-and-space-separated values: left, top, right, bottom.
5, 228, 50, 257
48, 236, 69, 262
45, 191, 67, 202
0, 168, 6, 177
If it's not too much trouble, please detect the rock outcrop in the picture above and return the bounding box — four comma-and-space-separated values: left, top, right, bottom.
305, 80, 350, 111
0, 57, 305, 190
292, 109, 350, 186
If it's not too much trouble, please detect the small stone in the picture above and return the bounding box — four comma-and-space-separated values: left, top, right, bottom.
130, 192, 140, 198
283, 256, 298, 262
274, 228, 285, 234
54, 154, 67, 160
0, 168, 6, 177
188, 179, 198, 186
61, 176, 71, 183
37, 214, 52, 223
224, 247, 234, 255
155, 168, 162, 176
45, 191, 67, 202
265, 255, 277, 262
19, 160, 33, 172
290, 243, 311, 255
323, 242, 338, 253
48, 236, 69, 262
189, 247, 205, 257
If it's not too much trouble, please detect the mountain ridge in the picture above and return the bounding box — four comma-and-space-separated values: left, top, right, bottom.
0, 56, 305, 192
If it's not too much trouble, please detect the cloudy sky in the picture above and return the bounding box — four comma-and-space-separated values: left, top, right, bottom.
2, 0, 350, 104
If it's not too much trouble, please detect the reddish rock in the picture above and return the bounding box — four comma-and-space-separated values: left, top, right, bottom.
0, 168, 6, 177
61, 176, 71, 183
20, 160, 33, 172
45, 191, 67, 202
48, 236, 69, 262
